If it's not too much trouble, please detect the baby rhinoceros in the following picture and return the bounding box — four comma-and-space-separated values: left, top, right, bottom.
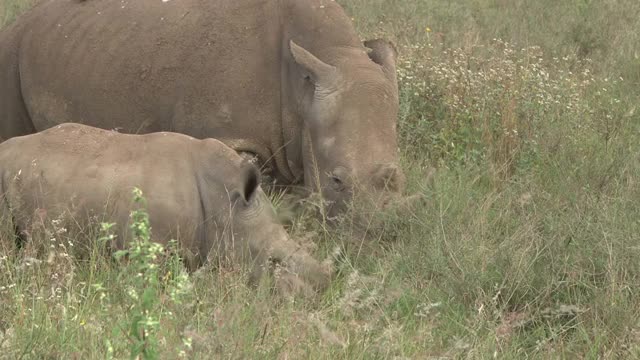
0, 123, 331, 297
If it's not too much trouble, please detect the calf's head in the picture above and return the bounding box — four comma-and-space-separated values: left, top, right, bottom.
211, 159, 332, 297
290, 39, 405, 220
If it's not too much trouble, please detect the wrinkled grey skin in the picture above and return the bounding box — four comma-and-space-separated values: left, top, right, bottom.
0, 0, 405, 221
0, 123, 331, 296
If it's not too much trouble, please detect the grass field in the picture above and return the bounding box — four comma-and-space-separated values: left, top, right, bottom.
2, 0, 640, 358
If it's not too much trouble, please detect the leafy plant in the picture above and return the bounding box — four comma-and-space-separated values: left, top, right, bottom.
103, 188, 191, 360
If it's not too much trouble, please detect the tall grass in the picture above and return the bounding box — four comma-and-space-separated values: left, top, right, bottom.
1, 0, 640, 358
0, 0, 31, 28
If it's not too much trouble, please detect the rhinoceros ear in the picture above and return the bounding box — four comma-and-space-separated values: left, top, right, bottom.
289, 40, 337, 86
364, 39, 398, 84
234, 161, 261, 205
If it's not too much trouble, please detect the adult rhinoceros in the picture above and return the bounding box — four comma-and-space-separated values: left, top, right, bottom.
0, 0, 404, 220
0, 123, 332, 297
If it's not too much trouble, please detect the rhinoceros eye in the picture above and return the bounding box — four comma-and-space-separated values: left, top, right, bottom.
329, 174, 345, 192
328, 167, 350, 192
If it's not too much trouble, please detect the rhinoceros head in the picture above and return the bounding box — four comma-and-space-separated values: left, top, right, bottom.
289, 39, 405, 220
218, 159, 333, 297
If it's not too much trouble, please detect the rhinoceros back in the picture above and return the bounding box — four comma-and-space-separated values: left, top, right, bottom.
15, 0, 282, 142
0, 124, 208, 259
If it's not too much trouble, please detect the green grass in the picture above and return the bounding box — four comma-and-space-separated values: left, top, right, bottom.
2, 0, 640, 358
0, 0, 31, 28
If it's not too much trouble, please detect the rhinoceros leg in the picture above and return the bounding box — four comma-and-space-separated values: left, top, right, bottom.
0, 196, 20, 255
0, 27, 36, 141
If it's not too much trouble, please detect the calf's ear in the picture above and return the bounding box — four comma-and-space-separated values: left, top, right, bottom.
233, 161, 261, 205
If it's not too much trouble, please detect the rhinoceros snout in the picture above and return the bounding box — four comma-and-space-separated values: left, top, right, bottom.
372, 163, 405, 193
